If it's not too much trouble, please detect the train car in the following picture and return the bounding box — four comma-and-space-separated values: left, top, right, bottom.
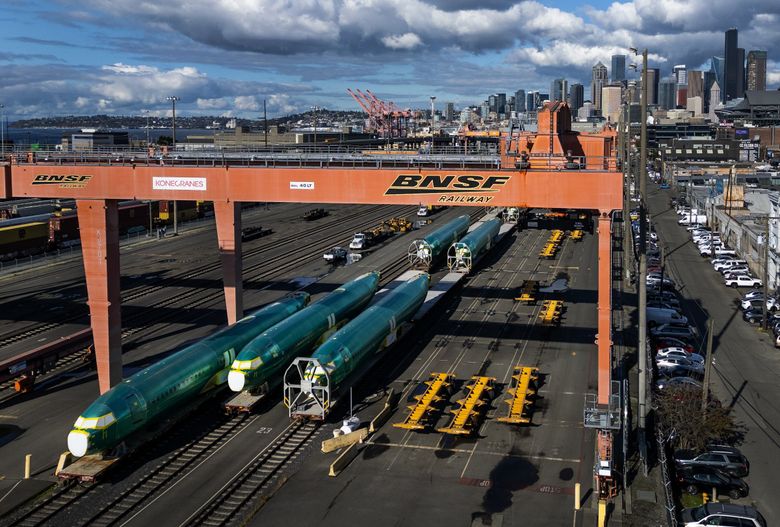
227, 272, 380, 395
157, 200, 203, 224
66, 294, 310, 457
447, 217, 501, 273
285, 272, 429, 419
0, 221, 50, 258
407, 215, 470, 269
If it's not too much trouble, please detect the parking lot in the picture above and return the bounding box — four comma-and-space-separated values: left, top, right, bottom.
644, 180, 780, 524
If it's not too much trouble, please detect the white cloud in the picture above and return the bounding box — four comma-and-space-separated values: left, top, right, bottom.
382, 33, 422, 50
196, 97, 229, 110
234, 95, 260, 111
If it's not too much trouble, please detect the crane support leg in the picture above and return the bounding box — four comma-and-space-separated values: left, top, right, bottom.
597, 212, 612, 405
77, 199, 122, 393
214, 200, 243, 324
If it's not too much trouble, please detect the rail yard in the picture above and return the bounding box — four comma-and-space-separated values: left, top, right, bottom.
0, 104, 626, 526
0, 200, 604, 526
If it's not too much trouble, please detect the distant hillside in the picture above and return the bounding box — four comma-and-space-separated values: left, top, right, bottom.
10, 110, 365, 129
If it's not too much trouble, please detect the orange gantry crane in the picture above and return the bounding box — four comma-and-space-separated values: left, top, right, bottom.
0, 100, 623, 500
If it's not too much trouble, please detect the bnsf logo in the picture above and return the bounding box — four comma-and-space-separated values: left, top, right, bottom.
385, 174, 510, 195
32, 174, 92, 186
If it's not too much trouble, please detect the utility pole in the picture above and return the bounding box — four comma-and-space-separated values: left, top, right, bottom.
166, 96, 180, 235
701, 320, 714, 414
763, 215, 770, 330
0, 103, 5, 158
263, 99, 268, 147
633, 47, 649, 464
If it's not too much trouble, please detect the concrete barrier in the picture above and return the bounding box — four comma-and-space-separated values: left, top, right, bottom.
369, 389, 399, 433
321, 427, 368, 454
328, 441, 362, 477
55, 452, 72, 476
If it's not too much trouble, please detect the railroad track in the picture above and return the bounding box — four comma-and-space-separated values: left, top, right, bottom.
0, 204, 406, 347
81, 414, 255, 527
180, 420, 322, 527
0, 205, 416, 398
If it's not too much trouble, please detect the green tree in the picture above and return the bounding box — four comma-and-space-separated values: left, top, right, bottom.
157, 135, 173, 146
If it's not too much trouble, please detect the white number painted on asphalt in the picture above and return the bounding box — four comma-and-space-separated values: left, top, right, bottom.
256, 427, 273, 434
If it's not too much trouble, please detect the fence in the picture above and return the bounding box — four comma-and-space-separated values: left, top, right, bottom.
657, 433, 679, 527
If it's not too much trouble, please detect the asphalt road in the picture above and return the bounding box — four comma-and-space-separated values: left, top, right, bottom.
647, 184, 780, 524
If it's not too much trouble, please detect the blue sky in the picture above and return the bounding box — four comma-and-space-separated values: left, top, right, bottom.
1, 0, 778, 119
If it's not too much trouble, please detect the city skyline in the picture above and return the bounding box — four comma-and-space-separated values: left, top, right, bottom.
0, 0, 779, 119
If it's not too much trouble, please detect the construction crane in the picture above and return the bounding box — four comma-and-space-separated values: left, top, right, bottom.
347, 88, 412, 138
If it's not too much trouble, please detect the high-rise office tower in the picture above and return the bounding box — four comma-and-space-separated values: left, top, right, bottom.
550, 79, 568, 102
445, 102, 455, 122
703, 70, 716, 112
612, 54, 626, 83
591, 61, 608, 111
658, 76, 677, 110
724, 28, 739, 100
736, 48, 745, 97
515, 89, 526, 112
568, 83, 584, 114
687, 70, 704, 100
746, 50, 767, 91
646, 68, 660, 105
710, 56, 725, 102
601, 85, 623, 123
488, 94, 498, 115
526, 91, 537, 112
497, 93, 507, 118
673, 65, 687, 85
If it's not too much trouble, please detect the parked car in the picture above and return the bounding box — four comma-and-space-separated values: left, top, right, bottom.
653, 338, 695, 353
742, 307, 780, 324
674, 446, 749, 477
655, 376, 702, 390
743, 289, 765, 301
723, 267, 750, 280
715, 259, 747, 272
651, 323, 697, 340
741, 297, 778, 311
648, 301, 683, 314
657, 361, 704, 378
647, 307, 688, 327
682, 503, 767, 527
656, 347, 705, 365
725, 275, 762, 288
656, 354, 704, 370
675, 466, 748, 499
647, 275, 676, 288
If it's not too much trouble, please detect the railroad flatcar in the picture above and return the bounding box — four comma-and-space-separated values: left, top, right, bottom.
67, 294, 310, 457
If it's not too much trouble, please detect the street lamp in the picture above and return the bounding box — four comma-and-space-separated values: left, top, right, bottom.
166, 96, 179, 148
310, 106, 320, 145
165, 96, 180, 236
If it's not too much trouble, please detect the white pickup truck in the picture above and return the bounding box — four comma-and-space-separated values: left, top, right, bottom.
725, 275, 762, 288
